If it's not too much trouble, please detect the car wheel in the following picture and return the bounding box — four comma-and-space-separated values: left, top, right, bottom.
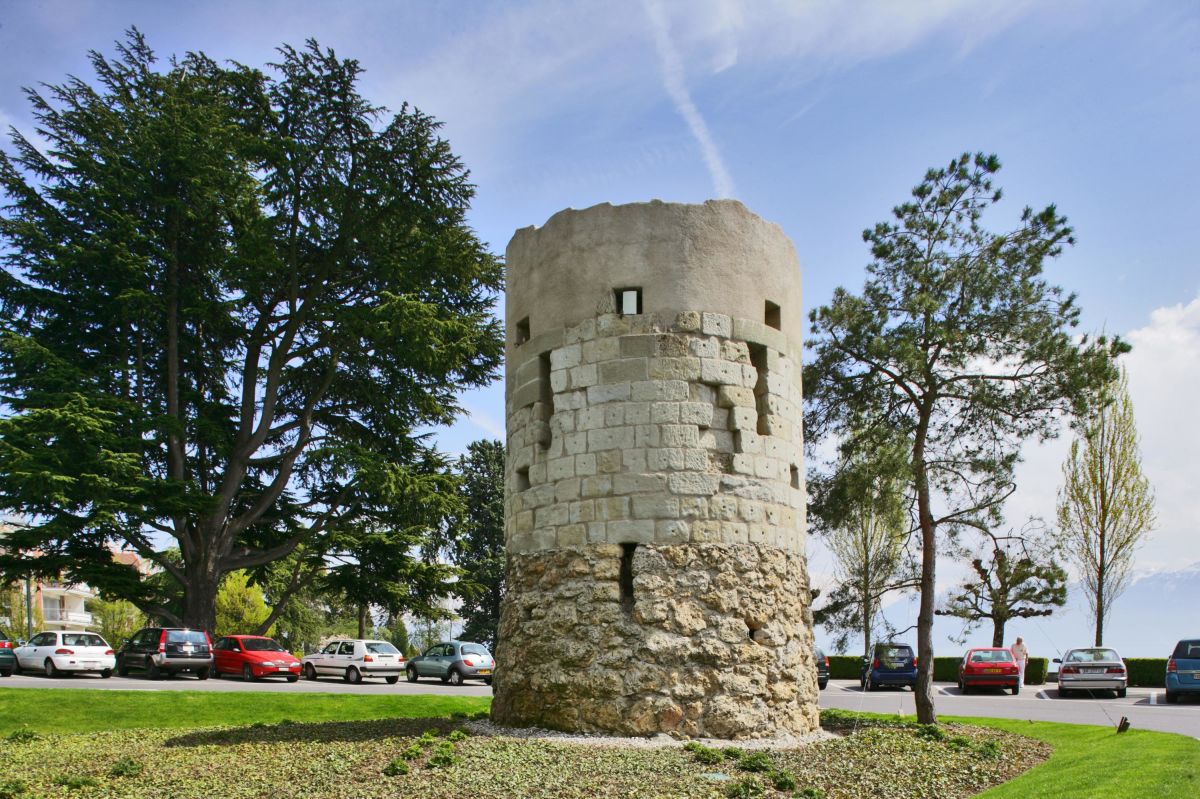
117, 657, 129, 677
243, 664, 254, 682
286, 675, 298, 683
346, 666, 362, 685
148, 661, 162, 680
0, 670, 11, 678
1164, 691, 1178, 704
385, 675, 399, 684
406, 667, 418, 683
44, 658, 60, 678
1116, 687, 1127, 699
1011, 683, 1020, 695
1058, 688, 1070, 698
818, 680, 827, 691
304, 663, 317, 681
100, 669, 112, 679
448, 669, 464, 686
197, 668, 209, 681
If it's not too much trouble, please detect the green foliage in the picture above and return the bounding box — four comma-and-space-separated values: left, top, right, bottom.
684, 742, 724, 765
771, 769, 798, 791
796, 788, 826, 799
736, 751, 775, 773
826, 655, 863, 679
109, 757, 144, 777
446, 729, 469, 742
934, 657, 962, 683
724, 777, 765, 798
977, 740, 1003, 760
722, 746, 746, 760
426, 741, 460, 769
916, 724, 946, 741
1058, 368, 1156, 646
6, 727, 38, 743
0, 779, 26, 799
1025, 657, 1049, 685
806, 153, 1124, 722
0, 30, 503, 631
382, 758, 410, 776
215, 571, 271, 636
1123, 659, 1167, 687
429, 439, 505, 648
399, 742, 424, 761
87, 596, 145, 651
53, 774, 99, 789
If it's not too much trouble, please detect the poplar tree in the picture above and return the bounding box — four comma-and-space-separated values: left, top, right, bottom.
1057, 368, 1155, 646
806, 153, 1123, 723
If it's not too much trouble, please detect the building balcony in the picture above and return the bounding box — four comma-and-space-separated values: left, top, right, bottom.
43, 607, 94, 626
39, 582, 94, 598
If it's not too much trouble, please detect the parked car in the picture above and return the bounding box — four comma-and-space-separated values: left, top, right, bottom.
1166, 638, 1200, 704
0, 631, 17, 676
1054, 647, 1127, 698
301, 639, 405, 684
116, 627, 212, 679
814, 646, 829, 690
958, 647, 1020, 695
860, 642, 917, 691
407, 640, 495, 686
212, 635, 301, 682
13, 630, 116, 677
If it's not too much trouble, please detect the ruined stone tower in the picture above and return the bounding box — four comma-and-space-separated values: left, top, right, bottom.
491, 200, 818, 739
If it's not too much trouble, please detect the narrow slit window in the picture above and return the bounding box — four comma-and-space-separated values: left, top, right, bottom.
750, 344, 769, 435
765, 301, 781, 330
537, 351, 553, 450
516, 466, 530, 491
615, 287, 642, 315
619, 542, 637, 612
515, 316, 530, 345
790, 464, 801, 490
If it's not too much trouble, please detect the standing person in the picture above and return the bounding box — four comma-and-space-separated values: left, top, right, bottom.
1011, 636, 1029, 686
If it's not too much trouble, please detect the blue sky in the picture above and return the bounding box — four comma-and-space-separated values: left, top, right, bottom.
2, 1, 1197, 649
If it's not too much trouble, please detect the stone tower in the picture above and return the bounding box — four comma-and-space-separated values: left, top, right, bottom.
492, 200, 818, 739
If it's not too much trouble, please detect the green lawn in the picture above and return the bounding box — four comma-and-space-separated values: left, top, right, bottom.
0, 688, 490, 734
958, 716, 1199, 799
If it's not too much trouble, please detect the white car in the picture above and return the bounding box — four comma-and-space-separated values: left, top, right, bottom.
300, 639, 406, 684
14, 630, 116, 677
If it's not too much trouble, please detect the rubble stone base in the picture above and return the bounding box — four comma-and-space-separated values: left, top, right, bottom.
491, 542, 819, 739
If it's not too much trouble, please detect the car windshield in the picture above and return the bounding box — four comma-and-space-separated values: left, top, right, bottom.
1172, 640, 1200, 660
62, 634, 106, 647
970, 650, 1014, 663
241, 638, 285, 652
1066, 649, 1120, 663
166, 630, 208, 644
879, 647, 911, 659
365, 642, 400, 655
461, 644, 489, 657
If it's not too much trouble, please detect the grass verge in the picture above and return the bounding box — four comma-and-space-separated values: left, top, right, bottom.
0, 687, 490, 734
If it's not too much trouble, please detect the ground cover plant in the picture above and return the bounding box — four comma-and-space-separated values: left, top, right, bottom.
1, 706, 1046, 799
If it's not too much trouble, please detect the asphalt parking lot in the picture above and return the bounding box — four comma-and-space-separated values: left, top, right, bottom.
819, 679, 1200, 739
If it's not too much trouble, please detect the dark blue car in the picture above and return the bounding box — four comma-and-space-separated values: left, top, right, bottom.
1166, 638, 1200, 703
861, 642, 918, 691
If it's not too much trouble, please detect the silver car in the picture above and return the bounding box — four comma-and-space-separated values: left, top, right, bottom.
300, 639, 406, 684
1054, 647, 1128, 698
406, 640, 495, 686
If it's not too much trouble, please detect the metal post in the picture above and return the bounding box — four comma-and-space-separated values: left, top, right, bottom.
25, 576, 33, 640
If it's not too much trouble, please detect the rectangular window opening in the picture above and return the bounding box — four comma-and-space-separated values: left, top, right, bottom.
615, 287, 642, 316
515, 316, 530, 345
765, 301, 781, 330
749, 344, 769, 435
619, 542, 637, 612
516, 466, 530, 491
790, 464, 801, 490
536, 351, 553, 450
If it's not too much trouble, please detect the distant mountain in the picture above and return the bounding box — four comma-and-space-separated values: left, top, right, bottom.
816, 562, 1200, 659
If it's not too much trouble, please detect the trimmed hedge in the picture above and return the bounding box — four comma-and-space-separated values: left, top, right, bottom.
1124, 658, 1167, 687
823, 654, 1049, 684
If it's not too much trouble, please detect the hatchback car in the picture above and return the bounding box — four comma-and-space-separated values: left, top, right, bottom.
117, 627, 212, 679
959, 647, 1020, 694
813, 646, 829, 690
1054, 647, 1127, 698
860, 642, 917, 691
13, 630, 116, 677
212, 635, 301, 682
1, 631, 20, 676
407, 640, 495, 686
301, 639, 406, 684
1166, 638, 1200, 704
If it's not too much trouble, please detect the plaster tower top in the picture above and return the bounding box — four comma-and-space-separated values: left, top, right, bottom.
505, 199, 803, 358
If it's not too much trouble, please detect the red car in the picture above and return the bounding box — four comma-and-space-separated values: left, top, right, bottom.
958, 647, 1020, 695
212, 635, 301, 682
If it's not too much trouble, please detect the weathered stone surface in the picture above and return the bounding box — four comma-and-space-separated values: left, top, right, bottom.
497, 200, 813, 739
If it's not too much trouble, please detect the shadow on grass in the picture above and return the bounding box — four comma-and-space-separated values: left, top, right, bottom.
162, 716, 466, 748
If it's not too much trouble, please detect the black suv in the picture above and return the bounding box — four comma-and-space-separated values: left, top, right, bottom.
117, 627, 213, 679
